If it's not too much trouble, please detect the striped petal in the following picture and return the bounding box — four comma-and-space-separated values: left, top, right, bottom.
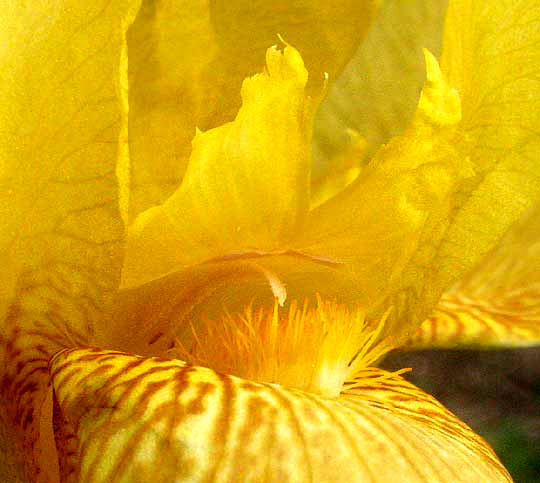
50, 348, 511, 482
407, 203, 540, 349
0, 1, 140, 480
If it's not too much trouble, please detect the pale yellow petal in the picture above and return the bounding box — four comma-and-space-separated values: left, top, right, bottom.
407, 203, 540, 349
313, 0, 448, 172
126, 0, 380, 217
50, 348, 511, 482
0, 2, 140, 480
298, 50, 470, 340
122, 45, 312, 289
385, 0, 540, 343
427, 0, 540, 304
307, 1, 540, 342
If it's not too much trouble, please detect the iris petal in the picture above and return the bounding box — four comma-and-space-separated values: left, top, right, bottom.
122, 44, 313, 289
407, 202, 540, 349
127, 0, 380, 217
0, 1, 140, 480
50, 347, 511, 483
314, 0, 448, 167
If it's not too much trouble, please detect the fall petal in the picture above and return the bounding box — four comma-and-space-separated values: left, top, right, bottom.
50, 348, 511, 483
407, 202, 540, 349
122, 45, 313, 288
127, 0, 380, 217
0, 1, 140, 480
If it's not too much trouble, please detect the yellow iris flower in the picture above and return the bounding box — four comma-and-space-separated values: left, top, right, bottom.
1, 0, 539, 482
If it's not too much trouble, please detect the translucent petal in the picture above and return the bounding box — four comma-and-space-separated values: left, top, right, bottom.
308, 0, 540, 340
407, 203, 540, 349
122, 45, 313, 288
298, 50, 470, 339
0, 1, 140, 480
127, 0, 380, 217
428, 0, 540, 305
50, 348, 511, 482
385, 0, 540, 343
313, 0, 449, 171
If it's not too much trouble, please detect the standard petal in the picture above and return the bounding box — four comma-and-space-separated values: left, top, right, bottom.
313, 0, 448, 171
426, 0, 540, 306
50, 348, 511, 482
0, 1, 140, 480
127, 0, 380, 217
298, 50, 470, 340
387, 0, 540, 343
305, 1, 540, 342
407, 203, 540, 349
122, 45, 313, 288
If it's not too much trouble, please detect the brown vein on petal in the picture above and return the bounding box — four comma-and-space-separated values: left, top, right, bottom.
98, 368, 209, 481
350, 400, 431, 481
52, 350, 229, 482
298, 390, 375, 481
408, 282, 540, 349
258, 384, 314, 482
227, 391, 275, 478
342, 368, 509, 476
108, 406, 171, 483
49, 349, 515, 482
206, 371, 235, 482
410, 419, 486, 482
389, 413, 460, 480
79, 367, 177, 471
337, 401, 408, 478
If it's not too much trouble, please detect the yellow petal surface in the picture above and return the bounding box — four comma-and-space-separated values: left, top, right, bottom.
298, 50, 469, 338
313, 0, 449, 170
0, 1, 140, 480
407, 203, 540, 349
427, 0, 540, 305
127, 0, 380, 217
50, 347, 511, 483
122, 45, 313, 288
306, 0, 540, 340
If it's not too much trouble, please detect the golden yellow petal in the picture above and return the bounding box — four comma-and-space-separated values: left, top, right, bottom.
126, 0, 380, 217
298, 50, 470, 340
311, 0, 540, 341
122, 44, 312, 289
0, 2, 140, 480
407, 203, 540, 349
50, 348, 511, 482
